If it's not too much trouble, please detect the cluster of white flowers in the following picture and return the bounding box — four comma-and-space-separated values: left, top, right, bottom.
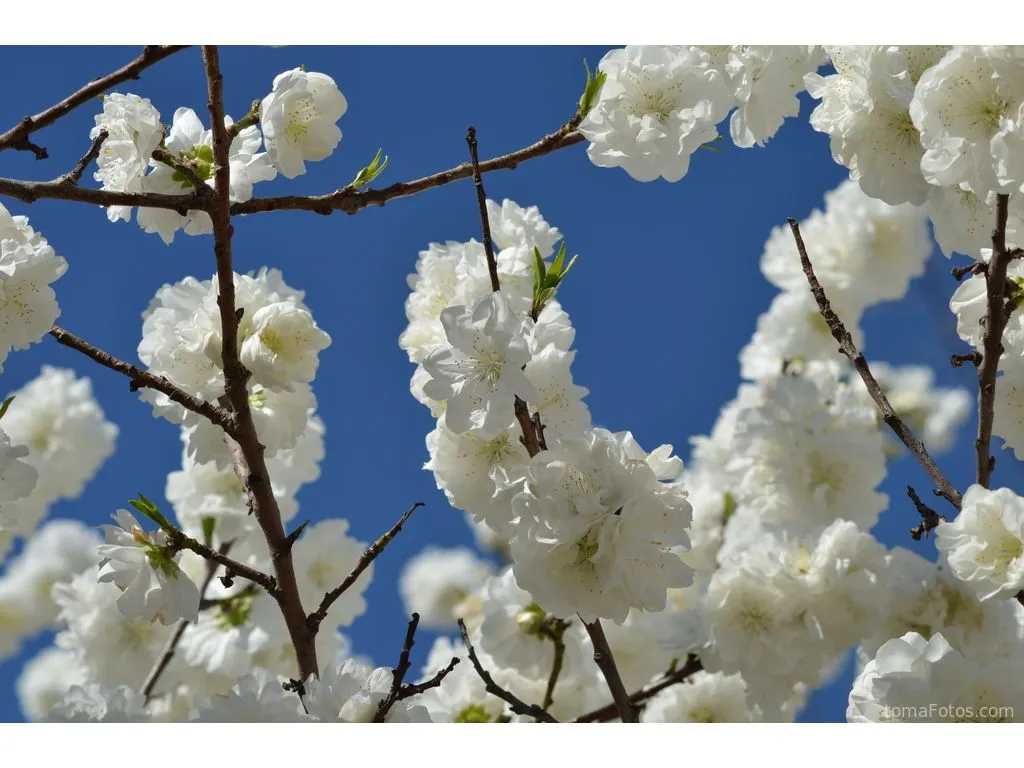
92, 68, 346, 242
578, 46, 826, 182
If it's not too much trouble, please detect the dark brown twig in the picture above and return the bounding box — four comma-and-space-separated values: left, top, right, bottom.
202, 45, 317, 681
951, 351, 982, 368
466, 126, 501, 293
789, 218, 962, 509
374, 613, 427, 722
0, 175, 205, 212
457, 619, 558, 723
575, 655, 704, 723
60, 131, 108, 186
0, 46, 188, 157
308, 502, 423, 631
399, 657, 460, 702
952, 262, 986, 281
167, 531, 277, 595
583, 619, 638, 723
140, 541, 231, 701
50, 325, 236, 434
231, 120, 585, 217
151, 147, 210, 196
975, 194, 1012, 488
908, 485, 946, 541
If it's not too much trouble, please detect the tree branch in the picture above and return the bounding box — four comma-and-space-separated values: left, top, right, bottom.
201, 45, 318, 681
789, 218, 962, 510
575, 655, 704, 723
307, 502, 423, 632
140, 540, 230, 701
167, 531, 278, 596
0, 46, 189, 158
49, 324, 237, 435
458, 619, 558, 723
582, 619, 638, 722
466, 126, 501, 293
230, 119, 585, 217
975, 194, 1012, 488
0, 175, 205, 212
908, 485, 946, 541
60, 131, 108, 186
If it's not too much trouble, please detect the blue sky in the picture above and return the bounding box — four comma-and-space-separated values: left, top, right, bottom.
0, 45, 986, 722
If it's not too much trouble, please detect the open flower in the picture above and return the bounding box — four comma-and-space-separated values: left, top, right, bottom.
97, 509, 200, 625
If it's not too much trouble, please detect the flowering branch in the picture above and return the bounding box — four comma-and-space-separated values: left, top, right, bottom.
0, 45, 189, 158
975, 193, 1012, 488
373, 613, 460, 721
307, 502, 423, 633
228, 99, 262, 139
457, 618, 559, 723
0, 174, 206, 212
230, 116, 585, 217
466, 127, 501, 293
49, 324, 237, 434
60, 131, 108, 186
907, 485, 946, 541
582, 618, 639, 722
151, 146, 211, 198
201, 45, 318, 681
166, 530, 277, 595
789, 218, 963, 510
140, 541, 231, 701
575, 654, 704, 723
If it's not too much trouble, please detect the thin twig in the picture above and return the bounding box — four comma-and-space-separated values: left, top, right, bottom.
151, 146, 210, 196
140, 541, 231, 701
466, 126, 500, 293
167, 531, 278, 596
952, 262, 986, 281
308, 502, 423, 631
50, 325, 236, 434
60, 131, 108, 186
0, 46, 188, 157
951, 351, 982, 368
583, 619, 638, 723
575, 655, 704, 723
373, 613, 421, 722
789, 218, 962, 509
541, 627, 567, 712
202, 45, 318, 681
975, 194, 1012, 488
457, 619, 558, 723
908, 485, 946, 541
231, 120, 585, 217
398, 657, 460, 702
0, 175, 205, 212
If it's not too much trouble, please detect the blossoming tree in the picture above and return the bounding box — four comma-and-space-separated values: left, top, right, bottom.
1, 44, 1024, 723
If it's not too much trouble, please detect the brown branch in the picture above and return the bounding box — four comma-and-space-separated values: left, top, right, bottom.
457, 619, 558, 723
951, 351, 982, 368
789, 218, 962, 509
399, 657, 460, 702
583, 619, 638, 722
307, 502, 423, 632
60, 131, 108, 186
975, 194, 1012, 488
201, 45, 318, 681
908, 485, 946, 541
466, 126, 501, 293
231, 121, 585, 217
0, 175, 205, 212
374, 613, 422, 722
0, 46, 189, 157
168, 531, 278, 596
151, 146, 210, 196
575, 655, 704, 723
140, 541, 230, 701
952, 262, 986, 281
50, 325, 236, 435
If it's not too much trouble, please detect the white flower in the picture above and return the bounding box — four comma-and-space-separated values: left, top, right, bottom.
191, 668, 308, 722
90, 92, 162, 222
522, 344, 590, 442
303, 658, 432, 722
1, 366, 117, 528
260, 68, 348, 178
642, 671, 757, 722
0, 204, 68, 372
47, 684, 152, 722
578, 45, 733, 182
239, 302, 331, 391
911, 46, 1024, 197
97, 509, 201, 625
724, 46, 826, 149
510, 429, 693, 623
936, 485, 1024, 600
422, 292, 536, 438
0, 578, 35, 659
137, 108, 276, 244
0, 426, 37, 532
398, 547, 495, 629
928, 185, 1022, 259
16, 647, 85, 721
949, 256, 1024, 348
486, 199, 562, 257
292, 519, 371, 630
848, 631, 1024, 722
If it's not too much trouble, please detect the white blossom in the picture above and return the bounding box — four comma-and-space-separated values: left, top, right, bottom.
90, 92, 162, 222
399, 547, 495, 629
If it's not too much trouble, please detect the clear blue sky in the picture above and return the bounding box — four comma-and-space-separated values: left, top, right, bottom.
0, 45, 984, 722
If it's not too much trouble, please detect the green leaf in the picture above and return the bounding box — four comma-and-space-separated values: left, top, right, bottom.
0, 395, 14, 421
128, 493, 175, 531
722, 492, 737, 522
350, 148, 389, 189
551, 242, 567, 275
559, 253, 578, 280
578, 59, 607, 117
201, 516, 216, 549
533, 247, 547, 284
